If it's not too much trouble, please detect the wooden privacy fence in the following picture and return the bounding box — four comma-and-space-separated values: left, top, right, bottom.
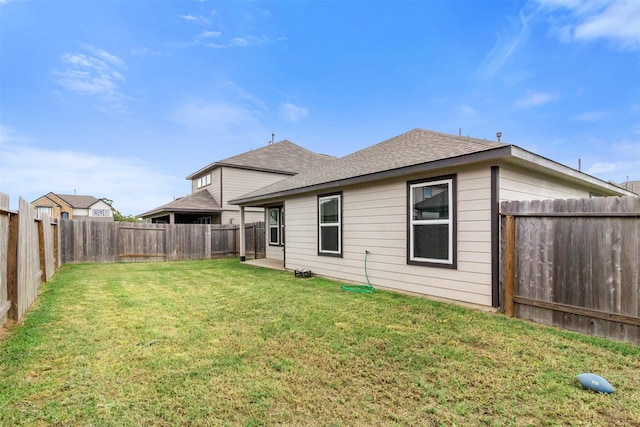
0, 193, 59, 326
501, 196, 639, 344
59, 221, 265, 264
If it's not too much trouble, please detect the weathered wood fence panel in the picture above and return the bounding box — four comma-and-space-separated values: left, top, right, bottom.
0, 193, 11, 325
17, 198, 44, 321
0, 194, 60, 326
60, 221, 265, 264
502, 196, 640, 344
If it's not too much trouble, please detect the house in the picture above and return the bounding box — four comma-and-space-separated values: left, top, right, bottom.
138, 140, 335, 224
31, 193, 115, 221
230, 128, 637, 309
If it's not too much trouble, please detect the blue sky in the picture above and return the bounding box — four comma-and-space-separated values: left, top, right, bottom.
1, 0, 639, 215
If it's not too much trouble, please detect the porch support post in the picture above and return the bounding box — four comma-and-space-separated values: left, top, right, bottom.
239, 206, 246, 262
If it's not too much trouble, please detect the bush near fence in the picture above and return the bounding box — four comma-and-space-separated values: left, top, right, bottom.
501, 196, 640, 344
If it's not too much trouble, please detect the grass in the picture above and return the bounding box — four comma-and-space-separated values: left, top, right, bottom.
1, 258, 639, 426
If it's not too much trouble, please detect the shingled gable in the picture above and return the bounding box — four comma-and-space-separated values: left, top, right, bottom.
230, 129, 509, 204
186, 139, 335, 179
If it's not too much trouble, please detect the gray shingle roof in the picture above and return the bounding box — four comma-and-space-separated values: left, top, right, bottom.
231, 129, 508, 204
56, 194, 101, 208
138, 189, 221, 217
186, 140, 335, 179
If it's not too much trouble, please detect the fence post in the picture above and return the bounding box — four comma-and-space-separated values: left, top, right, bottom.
253, 225, 257, 259
504, 215, 515, 317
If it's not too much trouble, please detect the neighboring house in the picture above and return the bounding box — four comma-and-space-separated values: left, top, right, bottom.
139, 140, 335, 224
31, 193, 115, 221
619, 180, 640, 195
231, 128, 637, 309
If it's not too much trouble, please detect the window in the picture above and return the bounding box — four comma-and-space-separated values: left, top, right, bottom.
408, 176, 456, 267
318, 193, 341, 256
268, 207, 284, 246
36, 206, 52, 219
92, 209, 110, 217
197, 174, 211, 188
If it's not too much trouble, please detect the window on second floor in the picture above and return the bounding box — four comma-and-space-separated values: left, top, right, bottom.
36, 206, 53, 219
92, 209, 110, 217
197, 173, 212, 188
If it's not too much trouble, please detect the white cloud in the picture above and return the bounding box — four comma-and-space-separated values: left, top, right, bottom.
53, 45, 128, 112
572, 110, 611, 121
587, 162, 617, 174
199, 31, 221, 39
458, 104, 476, 117
0, 136, 183, 216
477, 12, 531, 78
516, 91, 555, 108
179, 14, 211, 25
536, 0, 640, 50
170, 101, 261, 131
206, 35, 271, 48
279, 103, 308, 122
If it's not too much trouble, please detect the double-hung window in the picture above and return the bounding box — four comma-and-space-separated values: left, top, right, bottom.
268, 207, 284, 246
408, 176, 456, 268
318, 193, 341, 256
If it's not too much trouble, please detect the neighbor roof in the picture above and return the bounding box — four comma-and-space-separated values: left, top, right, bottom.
138, 189, 221, 217
230, 128, 636, 205
185, 140, 335, 179
54, 194, 102, 208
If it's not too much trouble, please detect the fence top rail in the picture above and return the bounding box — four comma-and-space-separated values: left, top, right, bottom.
0, 207, 18, 215
500, 212, 640, 218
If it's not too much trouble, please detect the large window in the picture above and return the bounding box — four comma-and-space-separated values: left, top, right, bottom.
318, 193, 341, 256
268, 207, 284, 246
408, 176, 456, 267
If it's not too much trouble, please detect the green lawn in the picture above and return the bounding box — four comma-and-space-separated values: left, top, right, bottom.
1, 259, 639, 426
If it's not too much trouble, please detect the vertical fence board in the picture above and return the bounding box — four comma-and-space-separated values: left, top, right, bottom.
0, 193, 11, 324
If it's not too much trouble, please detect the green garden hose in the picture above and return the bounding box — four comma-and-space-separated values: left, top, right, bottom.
341, 251, 374, 293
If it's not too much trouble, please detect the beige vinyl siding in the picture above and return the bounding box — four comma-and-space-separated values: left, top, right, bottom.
282, 166, 495, 306
499, 166, 592, 201
221, 210, 263, 225
222, 167, 291, 210
266, 243, 285, 261
210, 168, 222, 205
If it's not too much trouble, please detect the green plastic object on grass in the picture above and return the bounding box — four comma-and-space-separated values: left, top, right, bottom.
341, 251, 375, 293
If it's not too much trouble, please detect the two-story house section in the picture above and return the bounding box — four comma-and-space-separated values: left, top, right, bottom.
139, 140, 334, 224
31, 193, 115, 221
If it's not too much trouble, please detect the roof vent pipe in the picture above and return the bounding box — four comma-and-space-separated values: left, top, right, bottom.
496, 132, 502, 142
269, 133, 275, 145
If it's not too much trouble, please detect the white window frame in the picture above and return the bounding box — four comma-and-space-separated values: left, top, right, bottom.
318, 193, 341, 256
197, 173, 211, 189
408, 177, 455, 267
36, 206, 53, 219
268, 207, 283, 246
